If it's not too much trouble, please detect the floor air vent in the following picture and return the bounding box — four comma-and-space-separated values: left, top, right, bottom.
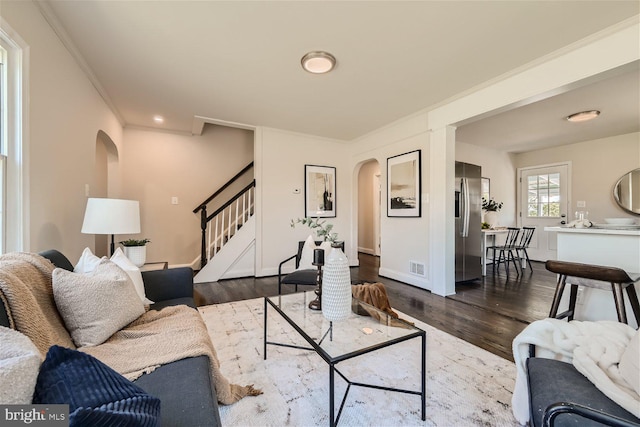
410, 261, 426, 277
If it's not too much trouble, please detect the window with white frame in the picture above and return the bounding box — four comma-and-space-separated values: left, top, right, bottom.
0, 22, 26, 254
527, 173, 561, 218
0, 45, 7, 254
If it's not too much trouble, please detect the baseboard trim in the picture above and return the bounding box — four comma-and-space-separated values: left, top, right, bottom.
378, 267, 430, 290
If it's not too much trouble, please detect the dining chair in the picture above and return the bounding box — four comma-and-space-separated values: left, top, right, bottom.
488, 227, 521, 275
515, 227, 536, 271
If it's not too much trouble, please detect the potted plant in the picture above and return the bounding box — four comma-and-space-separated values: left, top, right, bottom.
290, 217, 339, 244
481, 197, 503, 228
119, 238, 151, 267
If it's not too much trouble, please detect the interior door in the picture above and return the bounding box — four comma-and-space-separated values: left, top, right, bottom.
519, 163, 570, 261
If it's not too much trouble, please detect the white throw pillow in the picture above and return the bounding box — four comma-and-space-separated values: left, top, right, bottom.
52, 260, 145, 347
619, 329, 640, 396
74, 247, 105, 273
111, 248, 153, 305
297, 235, 332, 270
0, 326, 41, 404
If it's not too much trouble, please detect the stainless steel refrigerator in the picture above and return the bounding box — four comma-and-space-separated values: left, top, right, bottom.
455, 161, 482, 282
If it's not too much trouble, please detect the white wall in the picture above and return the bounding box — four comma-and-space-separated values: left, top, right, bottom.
456, 141, 517, 227
255, 127, 352, 276
0, 1, 122, 261
514, 132, 640, 222
119, 125, 254, 265
350, 113, 431, 289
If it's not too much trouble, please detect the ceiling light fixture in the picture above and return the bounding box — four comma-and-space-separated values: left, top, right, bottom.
565, 110, 600, 123
153, 115, 164, 124
301, 51, 336, 74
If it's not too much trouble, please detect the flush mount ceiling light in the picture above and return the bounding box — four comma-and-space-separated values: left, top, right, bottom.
301, 51, 336, 74
565, 110, 600, 123
153, 115, 164, 124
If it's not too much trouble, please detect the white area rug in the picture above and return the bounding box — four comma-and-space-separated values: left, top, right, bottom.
199, 298, 519, 427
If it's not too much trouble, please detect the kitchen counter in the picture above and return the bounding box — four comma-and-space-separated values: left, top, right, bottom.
545, 225, 640, 236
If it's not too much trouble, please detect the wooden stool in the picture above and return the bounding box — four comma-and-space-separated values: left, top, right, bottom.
545, 260, 640, 325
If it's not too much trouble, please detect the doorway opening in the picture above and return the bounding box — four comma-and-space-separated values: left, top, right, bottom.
357, 159, 381, 257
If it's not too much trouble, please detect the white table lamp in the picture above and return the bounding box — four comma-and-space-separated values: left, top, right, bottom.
81, 198, 141, 255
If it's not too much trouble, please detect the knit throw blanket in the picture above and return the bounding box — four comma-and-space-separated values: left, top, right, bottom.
82, 305, 262, 404
0, 252, 75, 357
351, 282, 412, 328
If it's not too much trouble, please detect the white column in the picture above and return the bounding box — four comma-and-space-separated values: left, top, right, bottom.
429, 126, 456, 296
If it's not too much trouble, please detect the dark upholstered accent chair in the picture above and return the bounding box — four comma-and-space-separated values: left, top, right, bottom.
527, 345, 640, 427
277, 241, 344, 294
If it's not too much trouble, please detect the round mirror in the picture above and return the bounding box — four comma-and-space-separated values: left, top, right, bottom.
613, 168, 640, 215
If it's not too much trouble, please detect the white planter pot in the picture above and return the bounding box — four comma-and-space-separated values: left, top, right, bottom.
123, 246, 146, 267
484, 211, 499, 228
321, 245, 351, 322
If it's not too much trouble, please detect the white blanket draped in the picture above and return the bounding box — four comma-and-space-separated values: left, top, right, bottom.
511, 318, 639, 425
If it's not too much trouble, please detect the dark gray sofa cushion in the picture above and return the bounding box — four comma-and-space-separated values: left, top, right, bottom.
527, 357, 639, 427
133, 356, 221, 427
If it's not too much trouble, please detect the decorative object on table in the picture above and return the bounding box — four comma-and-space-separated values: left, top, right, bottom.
566, 219, 593, 229
290, 217, 339, 243
387, 150, 421, 217
574, 210, 589, 221
482, 196, 503, 228
308, 248, 324, 311
81, 198, 141, 256
481, 222, 491, 230
603, 217, 636, 225
119, 238, 151, 267
304, 165, 336, 218
321, 243, 351, 322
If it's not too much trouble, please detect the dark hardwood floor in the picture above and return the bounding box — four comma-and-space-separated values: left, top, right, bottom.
194, 254, 558, 362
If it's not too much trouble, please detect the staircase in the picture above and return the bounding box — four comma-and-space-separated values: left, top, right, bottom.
192, 163, 255, 283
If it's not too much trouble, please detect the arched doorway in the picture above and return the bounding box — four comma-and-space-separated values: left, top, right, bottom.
93, 130, 119, 257
357, 159, 381, 257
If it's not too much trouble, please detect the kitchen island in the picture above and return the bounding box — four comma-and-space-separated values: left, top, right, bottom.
544, 225, 640, 328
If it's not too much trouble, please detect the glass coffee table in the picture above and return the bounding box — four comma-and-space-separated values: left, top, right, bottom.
263, 291, 426, 427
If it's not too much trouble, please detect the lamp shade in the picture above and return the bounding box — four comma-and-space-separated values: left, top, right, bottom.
81, 198, 141, 235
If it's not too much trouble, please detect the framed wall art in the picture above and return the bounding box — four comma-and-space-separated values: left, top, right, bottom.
305, 165, 336, 218
481, 177, 490, 201
387, 150, 421, 217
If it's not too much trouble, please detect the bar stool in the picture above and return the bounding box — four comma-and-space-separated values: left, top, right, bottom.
545, 260, 640, 325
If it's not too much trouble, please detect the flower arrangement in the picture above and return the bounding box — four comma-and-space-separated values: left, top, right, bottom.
119, 238, 151, 247
290, 217, 339, 243
482, 197, 503, 212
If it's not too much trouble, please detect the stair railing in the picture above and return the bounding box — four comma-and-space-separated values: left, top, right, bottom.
193, 162, 255, 269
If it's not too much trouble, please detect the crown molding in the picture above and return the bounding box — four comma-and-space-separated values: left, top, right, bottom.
35, 0, 125, 127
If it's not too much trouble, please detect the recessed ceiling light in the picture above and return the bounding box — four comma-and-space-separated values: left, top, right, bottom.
301, 51, 336, 74
565, 110, 600, 123
153, 115, 165, 124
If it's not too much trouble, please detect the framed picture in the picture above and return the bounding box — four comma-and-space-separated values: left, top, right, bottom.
305, 165, 336, 218
481, 177, 490, 201
387, 150, 421, 217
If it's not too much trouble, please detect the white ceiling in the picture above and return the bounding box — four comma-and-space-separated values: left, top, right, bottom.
456, 64, 640, 153
41, 1, 640, 147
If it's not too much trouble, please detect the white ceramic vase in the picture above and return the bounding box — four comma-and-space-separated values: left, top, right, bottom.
321, 245, 351, 322
484, 211, 498, 228
124, 246, 146, 267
